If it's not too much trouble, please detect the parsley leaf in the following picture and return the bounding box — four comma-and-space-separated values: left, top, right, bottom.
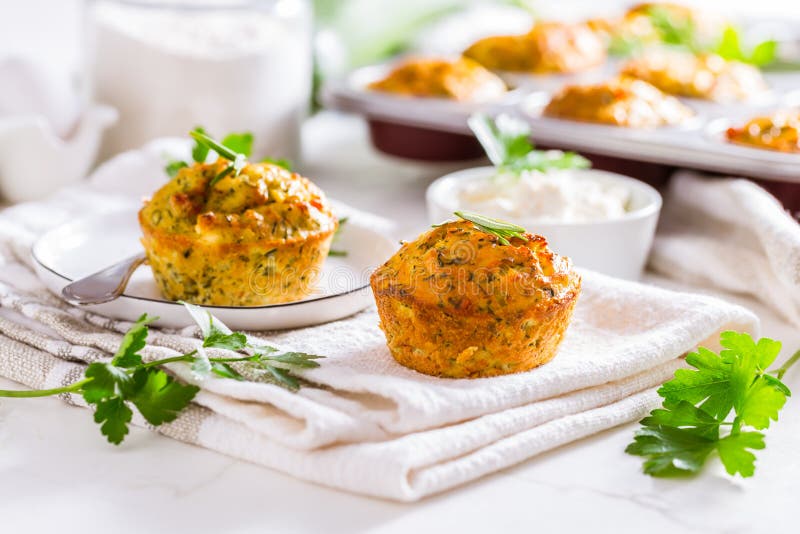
129, 368, 199, 426
657, 346, 735, 419
191, 126, 210, 163
161, 128, 253, 186
181, 301, 324, 391
647, 5, 700, 51
265, 365, 300, 390
715, 25, 777, 66
165, 160, 188, 178
468, 113, 589, 175
203, 318, 248, 351
82, 362, 132, 404
263, 351, 324, 369
717, 431, 765, 477
627, 331, 796, 478
221, 132, 254, 157
626, 425, 717, 477
93, 397, 133, 445
261, 157, 293, 170
81, 315, 199, 444
210, 361, 244, 380
112, 314, 156, 368
614, 9, 780, 68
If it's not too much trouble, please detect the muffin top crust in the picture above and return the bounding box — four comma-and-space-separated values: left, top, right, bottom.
368, 57, 507, 102
140, 160, 337, 245
543, 75, 694, 127
727, 110, 800, 153
371, 219, 580, 318
621, 51, 766, 101
463, 21, 606, 74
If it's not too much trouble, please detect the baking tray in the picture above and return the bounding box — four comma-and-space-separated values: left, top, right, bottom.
321, 62, 800, 184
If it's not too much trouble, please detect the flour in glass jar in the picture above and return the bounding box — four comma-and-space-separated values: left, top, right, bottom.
88, 0, 312, 160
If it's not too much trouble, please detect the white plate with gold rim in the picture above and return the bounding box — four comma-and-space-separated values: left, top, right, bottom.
32, 209, 397, 330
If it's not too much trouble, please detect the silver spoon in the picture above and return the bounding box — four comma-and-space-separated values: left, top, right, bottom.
61, 253, 147, 305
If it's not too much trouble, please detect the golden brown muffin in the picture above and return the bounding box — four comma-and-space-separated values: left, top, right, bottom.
726, 110, 800, 153
621, 50, 767, 101
370, 218, 581, 378
367, 57, 507, 102
624, 2, 700, 38
139, 159, 337, 306
543, 75, 693, 127
616, 3, 722, 45
463, 21, 606, 74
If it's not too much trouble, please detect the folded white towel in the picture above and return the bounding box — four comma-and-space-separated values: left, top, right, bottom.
0, 144, 760, 501
651, 171, 800, 327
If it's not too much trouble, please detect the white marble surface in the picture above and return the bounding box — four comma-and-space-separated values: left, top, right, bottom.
1, 112, 800, 533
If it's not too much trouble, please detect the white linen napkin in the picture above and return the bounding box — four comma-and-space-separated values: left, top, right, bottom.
650, 171, 800, 327
0, 144, 759, 501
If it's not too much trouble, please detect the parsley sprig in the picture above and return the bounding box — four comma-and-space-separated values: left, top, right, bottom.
611, 6, 779, 67
189, 130, 248, 187
626, 331, 798, 478
165, 126, 253, 180
164, 128, 296, 184
467, 113, 590, 175
451, 211, 528, 246
715, 26, 778, 67
0, 305, 323, 445
181, 302, 322, 390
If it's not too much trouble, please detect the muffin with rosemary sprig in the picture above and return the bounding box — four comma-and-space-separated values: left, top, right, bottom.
139, 131, 337, 306
370, 212, 581, 378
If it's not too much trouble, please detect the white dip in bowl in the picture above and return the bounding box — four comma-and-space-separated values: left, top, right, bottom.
426, 167, 662, 280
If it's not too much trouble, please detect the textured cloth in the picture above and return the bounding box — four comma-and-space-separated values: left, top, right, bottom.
651, 171, 800, 327
0, 144, 759, 501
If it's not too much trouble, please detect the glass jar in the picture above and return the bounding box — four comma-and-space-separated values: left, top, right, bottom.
86, 0, 312, 161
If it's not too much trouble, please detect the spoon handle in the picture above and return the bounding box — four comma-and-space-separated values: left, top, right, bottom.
61, 253, 147, 305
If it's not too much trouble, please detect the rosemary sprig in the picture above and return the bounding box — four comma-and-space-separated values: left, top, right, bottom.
453, 211, 528, 245
189, 130, 248, 187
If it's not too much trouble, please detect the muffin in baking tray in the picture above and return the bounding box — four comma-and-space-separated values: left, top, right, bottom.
620, 50, 767, 101
543, 75, 694, 127
607, 3, 722, 46
367, 57, 507, 102
139, 159, 337, 306
727, 110, 800, 153
462, 21, 606, 74
370, 214, 581, 378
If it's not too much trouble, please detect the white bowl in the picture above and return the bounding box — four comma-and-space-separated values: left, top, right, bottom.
426, 167, 662, 280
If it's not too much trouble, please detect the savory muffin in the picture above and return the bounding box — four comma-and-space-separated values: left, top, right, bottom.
139, 159, 337, 306
367, 57, 507, 102
370, 216, 581, 378
543, 75, 693, 127
726, 110, 800, 153
593, 3, 722, 47
462, 21, 606, 74
621, 50, 767, 101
